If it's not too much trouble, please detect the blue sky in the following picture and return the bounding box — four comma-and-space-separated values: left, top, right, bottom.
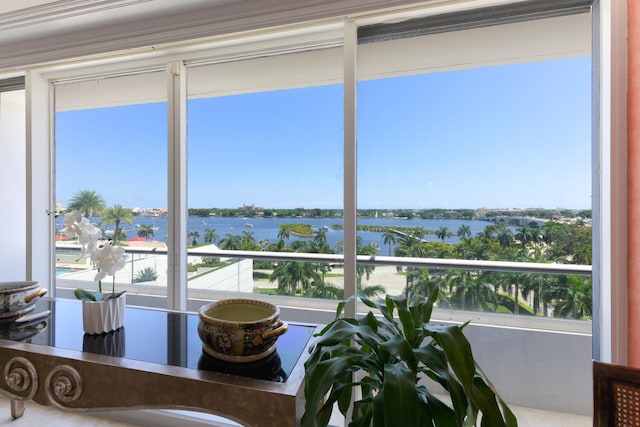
56, 56, 591, 210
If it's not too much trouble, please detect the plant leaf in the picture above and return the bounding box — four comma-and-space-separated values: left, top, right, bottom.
472, 373, 518, 427
303, 352, 368, 427
360, 293, 395, 324
420, 385, 458, 427
106, 291, 126, 300
426, 324, 476, 393
74, 288, 97, 301
378, 363, 420, 427
415, 345, 468, 424
389, 294, 419, 346
379, 332, 417, 371
334, 294, 357, 319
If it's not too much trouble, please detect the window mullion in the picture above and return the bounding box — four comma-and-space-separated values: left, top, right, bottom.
343, 20, 357, 318
167, 61, 188, 311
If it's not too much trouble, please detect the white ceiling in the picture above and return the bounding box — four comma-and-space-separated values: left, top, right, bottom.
0, 0, 231, 44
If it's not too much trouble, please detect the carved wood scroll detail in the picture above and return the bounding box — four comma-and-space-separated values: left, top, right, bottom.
3, 357, 38, 400
45, 365, 83, 406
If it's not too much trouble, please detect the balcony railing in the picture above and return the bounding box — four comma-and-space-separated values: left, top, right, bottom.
55, 244, 593, 330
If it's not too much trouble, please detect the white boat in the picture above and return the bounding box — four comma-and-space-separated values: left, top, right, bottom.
245, 223, 253, 228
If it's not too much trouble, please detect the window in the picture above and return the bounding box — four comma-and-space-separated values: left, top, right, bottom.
54, 71, 169, 306
48, 5, 593, 325
35, 0, 598, 419
185, 29, 344, 310
355, 10, 593, 320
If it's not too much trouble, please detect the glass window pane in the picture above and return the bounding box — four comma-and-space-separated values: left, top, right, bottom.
356, 15, 592, 320
54, 71, 169, 307
186, 43, 344, 308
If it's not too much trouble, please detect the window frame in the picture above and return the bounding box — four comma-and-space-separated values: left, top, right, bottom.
37, 3, 596, 318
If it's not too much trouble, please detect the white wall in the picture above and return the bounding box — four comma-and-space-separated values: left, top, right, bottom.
465, 324, 592, 415
0, 90, 26, 280
277, 304, 593, 415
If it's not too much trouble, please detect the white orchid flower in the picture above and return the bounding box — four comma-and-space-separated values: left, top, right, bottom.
91, 242, 127, 281
78, 223, 101, 252
63, 211, 84, 237
63, 209, 127, 299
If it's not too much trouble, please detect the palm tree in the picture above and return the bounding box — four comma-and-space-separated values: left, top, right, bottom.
100, 204, 133, 243
449, 270, 494, 311
435, 226, 450, 242
356, 240, 380, 287
476, 224, 499, 243
218, 233, 241, 250
458, 238, 490, 260
411, 227, 426, 241
382, 229, 397, 256
310, 228, 331, 254
277, 225, 290, 241
67, 190, 106, 219
457, 224, 472, 240
241, 230, 255, 244
408, 269, 449, 307
394, 232, 426, 298
188, 230, 200, 246
269, 261, 321, 295
497, 227, 514, 249
204, 228, 219, 244
548, 275, 592, 319
137, 224, 155, 240
515, 225, 532, 248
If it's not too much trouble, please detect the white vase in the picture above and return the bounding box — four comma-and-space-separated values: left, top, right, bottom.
82, 294, 126, 335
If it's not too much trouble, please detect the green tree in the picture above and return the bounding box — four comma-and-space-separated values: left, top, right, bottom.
67, 189, 106, 219
382, 229, 397, 256
456, 224, 472, 240
100, 204, 133, 243
241, 230, 255, 244
457, 238, 491, 260
204, 228, 219, 244
137, 224, 155, 240
449, 270, 494, 312
495, 224, 514, 249
277, 225, 291, 241
435, 226, 451, 242
574, 243, 592, 264
218, 233, 241, 250
394, 232, 426, 298
269, 261, 321, 294
549, 275, 593, 319
188, 230, 200, 246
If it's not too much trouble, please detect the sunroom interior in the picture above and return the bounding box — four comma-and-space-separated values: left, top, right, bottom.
0, 0, 634, 425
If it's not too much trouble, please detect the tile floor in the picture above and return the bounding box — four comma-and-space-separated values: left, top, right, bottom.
0, 396, 591, 426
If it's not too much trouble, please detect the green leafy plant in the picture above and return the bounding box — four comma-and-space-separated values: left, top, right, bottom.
302, 274, 517, 427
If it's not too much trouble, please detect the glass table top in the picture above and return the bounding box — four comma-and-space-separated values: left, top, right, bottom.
0, 298, 316, 383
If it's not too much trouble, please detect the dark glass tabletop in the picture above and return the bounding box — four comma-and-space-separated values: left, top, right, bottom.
0, 298, 315, 383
